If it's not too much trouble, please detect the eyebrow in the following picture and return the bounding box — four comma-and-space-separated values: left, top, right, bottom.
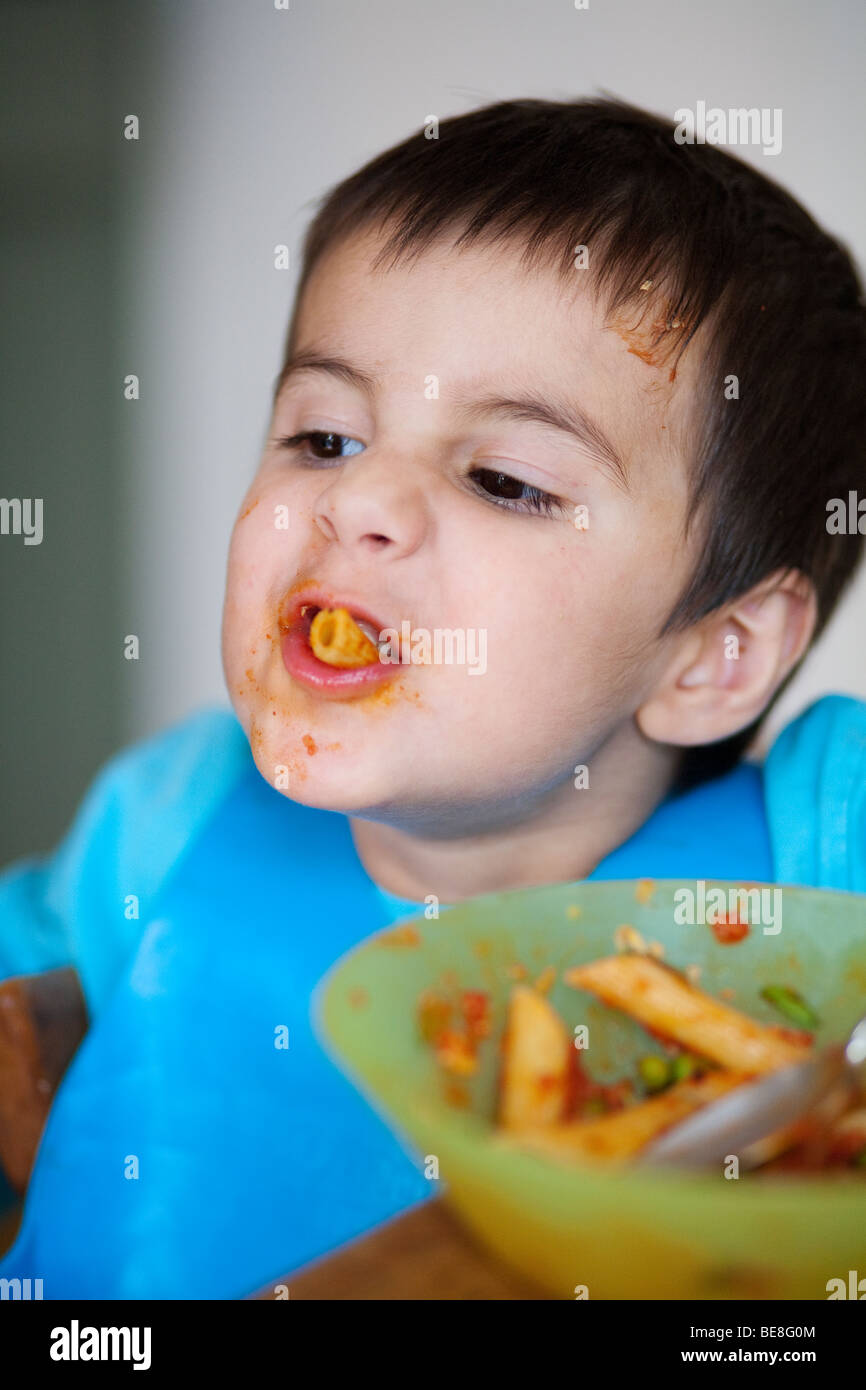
274, 351, 377, 401
274, 352, 629, 490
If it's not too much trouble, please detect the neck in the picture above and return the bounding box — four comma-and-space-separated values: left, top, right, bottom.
350, 728, 679, 904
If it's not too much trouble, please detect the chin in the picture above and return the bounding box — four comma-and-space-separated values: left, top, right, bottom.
244, 729, 390, 815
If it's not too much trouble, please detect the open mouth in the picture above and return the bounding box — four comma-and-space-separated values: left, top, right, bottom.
278, 591, 397, 697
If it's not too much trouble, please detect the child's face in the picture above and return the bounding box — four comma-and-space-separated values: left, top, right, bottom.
222, 228, 703, 832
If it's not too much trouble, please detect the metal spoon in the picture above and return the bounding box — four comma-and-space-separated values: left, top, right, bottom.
639, 1014, 866, 1170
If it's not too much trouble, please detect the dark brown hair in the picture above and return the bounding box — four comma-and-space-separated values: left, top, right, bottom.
286, 98, 866, 785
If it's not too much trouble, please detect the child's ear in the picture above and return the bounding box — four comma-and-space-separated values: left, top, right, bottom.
636, 569, 817, 748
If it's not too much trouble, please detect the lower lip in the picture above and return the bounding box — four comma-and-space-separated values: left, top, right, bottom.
280, 624, 397, 698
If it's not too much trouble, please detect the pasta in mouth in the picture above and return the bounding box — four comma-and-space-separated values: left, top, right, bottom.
307, 606, 381, 668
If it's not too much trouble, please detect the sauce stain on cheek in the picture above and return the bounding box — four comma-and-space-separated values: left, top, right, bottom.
284, 754, 308, 783
239, 498, 260, 521
358, 678, 422, 711
301, 737, 341, 757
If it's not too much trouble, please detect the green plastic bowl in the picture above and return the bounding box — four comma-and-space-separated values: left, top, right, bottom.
318, 879, 866, 1299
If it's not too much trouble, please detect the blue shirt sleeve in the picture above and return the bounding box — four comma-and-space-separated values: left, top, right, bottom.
0, 708, 250, 1015
763, 693, 866, 891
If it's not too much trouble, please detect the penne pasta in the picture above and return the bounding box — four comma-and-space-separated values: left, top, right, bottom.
506, 1070, 748, 1165
565, 954, 808, 1074
498, 985, 573, 1131
309, 607, 379, 667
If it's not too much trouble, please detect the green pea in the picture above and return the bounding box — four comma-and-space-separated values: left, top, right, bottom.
638, 1055, 671, 1092
760, 984, 819, 1029
671, 1053, 697, 1083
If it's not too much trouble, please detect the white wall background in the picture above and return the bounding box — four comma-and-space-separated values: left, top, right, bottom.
123, 0, 866, 751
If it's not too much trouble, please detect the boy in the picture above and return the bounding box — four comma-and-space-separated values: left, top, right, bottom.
2, 98, 865, 1297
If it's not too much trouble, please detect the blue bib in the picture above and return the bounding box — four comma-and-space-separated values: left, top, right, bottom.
6, 695, 866, 1295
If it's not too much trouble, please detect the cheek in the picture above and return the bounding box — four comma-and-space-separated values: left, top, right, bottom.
575, 508, 683, 637
476, 539, 653, 717
225, 480, 313, 611
222, 510, 287, 680
223, 528, 260, 651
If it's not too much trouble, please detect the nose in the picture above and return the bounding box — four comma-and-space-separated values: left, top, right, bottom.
311, 453, 429, 561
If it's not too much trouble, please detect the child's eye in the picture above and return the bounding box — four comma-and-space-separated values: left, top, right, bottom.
467, 466, 562, 516
275, 430, 366, 462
